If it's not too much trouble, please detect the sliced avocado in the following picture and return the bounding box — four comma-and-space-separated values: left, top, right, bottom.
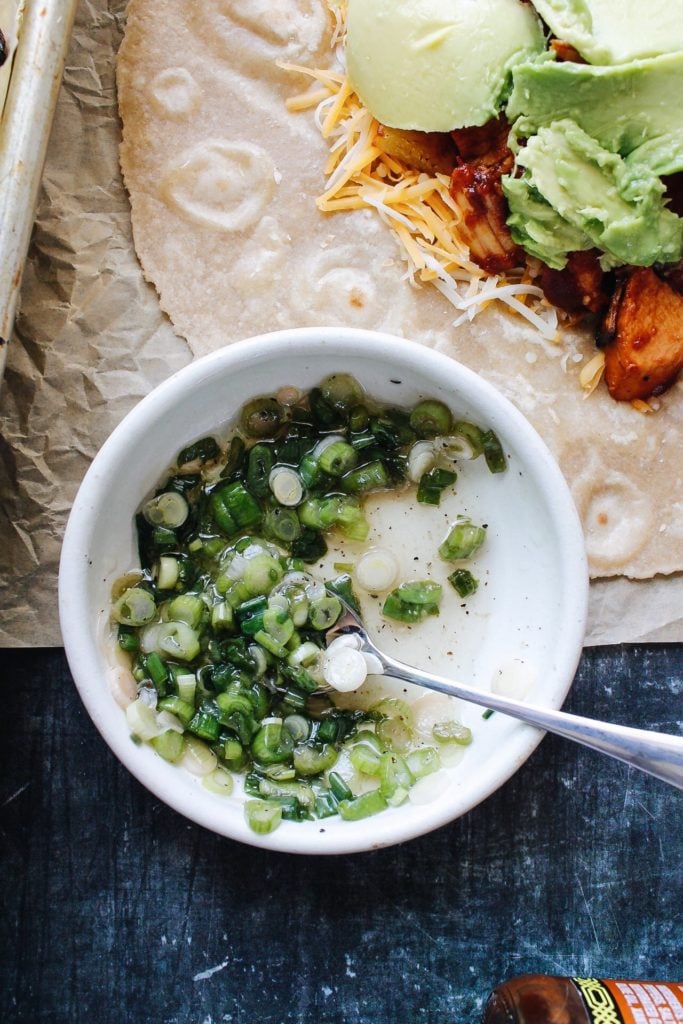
345, 0, 544, 131
507, 53, 683, 176
529, 0, 683, 65
502, 177, 592, 270
502, 120, 683, 269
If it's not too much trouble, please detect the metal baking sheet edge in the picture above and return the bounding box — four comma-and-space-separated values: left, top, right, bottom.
0, 0, 78, 386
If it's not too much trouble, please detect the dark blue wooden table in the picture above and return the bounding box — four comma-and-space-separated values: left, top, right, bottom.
1, 644, 681, 1024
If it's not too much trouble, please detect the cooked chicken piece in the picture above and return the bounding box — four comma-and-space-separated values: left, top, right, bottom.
374, 124, 458, 175
539, 250, 610, 316
449, 149, 523, 274
663, 173, 683, 217
550, 39, 585, 63
451, 115, 511, 164
601, 267, 683, 400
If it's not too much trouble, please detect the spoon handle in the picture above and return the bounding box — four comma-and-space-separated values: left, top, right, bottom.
373, 648, 683, 791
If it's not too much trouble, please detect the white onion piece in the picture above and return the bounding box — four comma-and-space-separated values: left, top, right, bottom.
109, 667, 137, 709
156, 710, 185, 734
407, 440, 436, 482
225, 552, 248, 580
362, 652, 384, 676
408, 770, 450, 805
140, 623, 162, 654
313, 434, 345, 457
125, 698, 162, 741
326, 633, 362, 652
491, 659, 536, 699
322, 645, 368, 692
304, 578, 326, 602
181, 737, 217, 776
269, 466, 304, 506
435, 435, 478, 461
355, 547, 399, 593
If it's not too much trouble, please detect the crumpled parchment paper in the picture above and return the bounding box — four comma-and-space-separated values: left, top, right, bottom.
0, 0, 681, 647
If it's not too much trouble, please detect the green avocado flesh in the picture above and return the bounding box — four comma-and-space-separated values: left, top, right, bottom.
507, 53, 683, 177
503, 121, 683, 270
529, 0, 683, 65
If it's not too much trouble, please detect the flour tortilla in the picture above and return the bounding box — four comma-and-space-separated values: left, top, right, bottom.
117, 0, 683, 580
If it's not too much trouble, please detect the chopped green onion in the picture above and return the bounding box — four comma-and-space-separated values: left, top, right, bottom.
251, 718, 295, 765
409, 399, 452, 438
373, 698, 414, 753
328, 772, 353, 802
263, 607, 294, 645
319, 373, 365, 412
167, 593, 206, 629
432, 720, 473, 746
189, 705, 222, 743
157, 621, 201, 662
202, 767, 234, 795
293, 743, 338, 777
393, 580, 443, 605
406, 747, 441, 779
308, 596, 342, 630
481, 429, 507, 473
417, 467, 457, 505
283, 714, 311, 743
439, 519, 487, 561
212, 482, 262, 532
338, 789, 388, 821
450, 421, 485, 458
150, 729, 186, 763
268, 466, 304, 507
117, 625, 140, 653
247, 444, 275, 498
341, 460, 391, 494
157, 696, 195, 726
263, 506, 302, 544
382, 581, 442, 623
112, 587, 156, 627
447, 568, 479, 598
318, 441, 358, 476
349, 732, 382, 776
243, 554, 284, 597
378, 751, 415, 798
142, 491, 189, 528
145, 651, 169, 691
240, 397, 282, 438
245, 799, 282, 834
219, 436, 247, 479
211, 601, 235, 632
177, 436, 220, 466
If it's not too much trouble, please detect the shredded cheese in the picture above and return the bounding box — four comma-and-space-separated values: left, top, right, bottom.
579, 351, 606, 396
281, 4, 563, 345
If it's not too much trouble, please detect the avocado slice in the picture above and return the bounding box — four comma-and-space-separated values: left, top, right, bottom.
529, 0, 683, 65
508, 52, 683, 176
502, 120, 683, 269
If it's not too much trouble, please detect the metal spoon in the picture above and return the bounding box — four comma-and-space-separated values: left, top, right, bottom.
324, 598, 683, 791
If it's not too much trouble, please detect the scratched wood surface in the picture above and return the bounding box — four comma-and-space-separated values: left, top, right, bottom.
1, 645, 681, 1024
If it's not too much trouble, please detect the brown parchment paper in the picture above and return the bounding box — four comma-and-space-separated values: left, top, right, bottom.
0, 0, 681, 647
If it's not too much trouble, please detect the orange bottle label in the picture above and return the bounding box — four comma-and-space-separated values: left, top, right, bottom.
571, 978, 683, 1024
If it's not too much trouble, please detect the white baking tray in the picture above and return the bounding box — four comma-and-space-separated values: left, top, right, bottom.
0, 0, 78, 382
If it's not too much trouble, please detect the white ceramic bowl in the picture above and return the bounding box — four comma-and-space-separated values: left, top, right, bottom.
59, 328, 588, 854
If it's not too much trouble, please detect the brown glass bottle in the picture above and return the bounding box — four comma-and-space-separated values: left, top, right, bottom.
483, 975, 683, 1024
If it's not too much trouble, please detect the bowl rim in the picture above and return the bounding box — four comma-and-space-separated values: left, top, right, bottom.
59, 326, 589, 854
